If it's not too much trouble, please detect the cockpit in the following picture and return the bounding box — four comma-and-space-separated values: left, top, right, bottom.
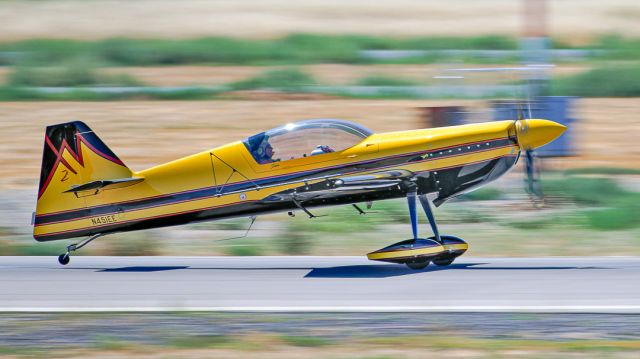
243, 119, 373, 164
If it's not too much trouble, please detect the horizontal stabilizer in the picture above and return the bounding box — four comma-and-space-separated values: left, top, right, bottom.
64, 177, 144, 194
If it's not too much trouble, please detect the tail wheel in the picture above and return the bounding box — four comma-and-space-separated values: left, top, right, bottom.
58, 254, 70, 265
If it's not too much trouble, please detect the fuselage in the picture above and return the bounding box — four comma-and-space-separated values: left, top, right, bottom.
33, 119, 561, 241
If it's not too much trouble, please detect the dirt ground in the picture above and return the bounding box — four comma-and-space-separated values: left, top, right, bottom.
0, 98, 637, 191
0, 0, 638, 41
102, 64, 591, 87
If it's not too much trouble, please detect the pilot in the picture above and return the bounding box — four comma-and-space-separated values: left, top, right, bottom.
256, 140, 276, 164
310, 145, 335, 156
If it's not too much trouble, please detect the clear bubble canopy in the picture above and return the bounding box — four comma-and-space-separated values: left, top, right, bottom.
243, 119, 373, 164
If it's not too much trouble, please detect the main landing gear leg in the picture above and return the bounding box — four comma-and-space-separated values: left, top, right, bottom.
418, 194, 441, 244
367, 192, 468, 269
366, 191, 447, 269
407, 191, 419, 241
404, 191, 431, 270
418, 194, 467, 266
58, 233, 102, 265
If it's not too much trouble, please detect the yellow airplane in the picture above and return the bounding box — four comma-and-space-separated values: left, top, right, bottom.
33, 117, 565, 268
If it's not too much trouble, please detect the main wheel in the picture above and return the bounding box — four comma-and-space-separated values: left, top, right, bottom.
58, 253, 70, 265
405, 259, 430, 270
433, 257, 455, 266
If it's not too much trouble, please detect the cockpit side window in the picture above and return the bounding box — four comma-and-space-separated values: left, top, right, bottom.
242, 119, 372, 164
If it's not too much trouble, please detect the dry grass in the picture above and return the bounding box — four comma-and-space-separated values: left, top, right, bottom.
0, 0, 639, 41
5, 337, 640, 359
97, 64, 593, 87
0, 98, 638, 191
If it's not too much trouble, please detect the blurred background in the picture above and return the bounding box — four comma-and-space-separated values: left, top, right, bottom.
0, 0, 639, 259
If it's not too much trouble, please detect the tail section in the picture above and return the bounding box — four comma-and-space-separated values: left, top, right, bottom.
34, 121, 134, 240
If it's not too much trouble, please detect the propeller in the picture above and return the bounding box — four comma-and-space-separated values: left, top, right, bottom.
514, 93, 544, 206
522, 137, 543, 201
440, 65, 561, 206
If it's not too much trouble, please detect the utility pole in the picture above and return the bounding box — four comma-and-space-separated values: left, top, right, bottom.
522, 0, 549, 95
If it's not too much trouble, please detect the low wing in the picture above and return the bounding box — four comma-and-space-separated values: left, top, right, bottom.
262, 169, 413, 202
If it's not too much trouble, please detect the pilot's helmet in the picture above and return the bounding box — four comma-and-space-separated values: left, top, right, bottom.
310, 145, 326, 156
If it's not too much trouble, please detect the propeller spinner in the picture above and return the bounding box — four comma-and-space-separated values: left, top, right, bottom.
514, 118, 566, 203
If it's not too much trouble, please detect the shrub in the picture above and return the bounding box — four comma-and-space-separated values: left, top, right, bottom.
0, 34, 521, 67
355, 75, 421, 87
564, 167, 640, 176
8, 65, 141, 87
460, 187, 503, 201
279, 222, 313, 255
229, 68, 316, 92
542, 176, 629, 206
550, 65, 640, 97
224, 243, 264, 256
280, 335, 333, 347
583, 195, 640, 230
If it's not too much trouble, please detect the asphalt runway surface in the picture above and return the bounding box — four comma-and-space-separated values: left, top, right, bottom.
1, 256, 639, 312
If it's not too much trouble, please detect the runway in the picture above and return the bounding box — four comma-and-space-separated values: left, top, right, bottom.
1, 256, 639, 312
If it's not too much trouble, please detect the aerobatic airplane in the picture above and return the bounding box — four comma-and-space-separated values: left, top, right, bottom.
34, 117, 565, 268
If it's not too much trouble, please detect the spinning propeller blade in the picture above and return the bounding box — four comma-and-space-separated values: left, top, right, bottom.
523, 149, 543, 201
439, 65, 565, 205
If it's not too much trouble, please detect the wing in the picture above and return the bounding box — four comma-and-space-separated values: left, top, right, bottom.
262, 169, 414, 202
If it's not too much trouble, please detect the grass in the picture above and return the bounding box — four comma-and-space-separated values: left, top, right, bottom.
229, 68, 316, 92
504, 216, 571, 230
8, 65, 141, 87
171, 334, 269, 351
223, 243, 265, 256
583, 196, 640, 230
354, 75, 422, 87
263, 200, 408, 255
280, 335, 334, 347
550, 64, 640, 97
364, 335, 640, 352
589, 34, 640, 61
8, 240, 70, 256
170, 335, 237, 349
542, 176, 629, 206
0, 77, 506, 101
541, 175, 640, 230
324, 88, 429, 99
459, 187, 503, 201
93, 336, 134, 351
7, 34, 640, 69
5, 330, 640, 358
208, 218, 253, 231
103, 232, 162, 256
278, 224, 314, 255
3, 34, 640, 101
0, 86, 219, 101
0, 34, 520, 67
564, 167, 640, 175
0, 346, 42, 357
3, 232, 163, 256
